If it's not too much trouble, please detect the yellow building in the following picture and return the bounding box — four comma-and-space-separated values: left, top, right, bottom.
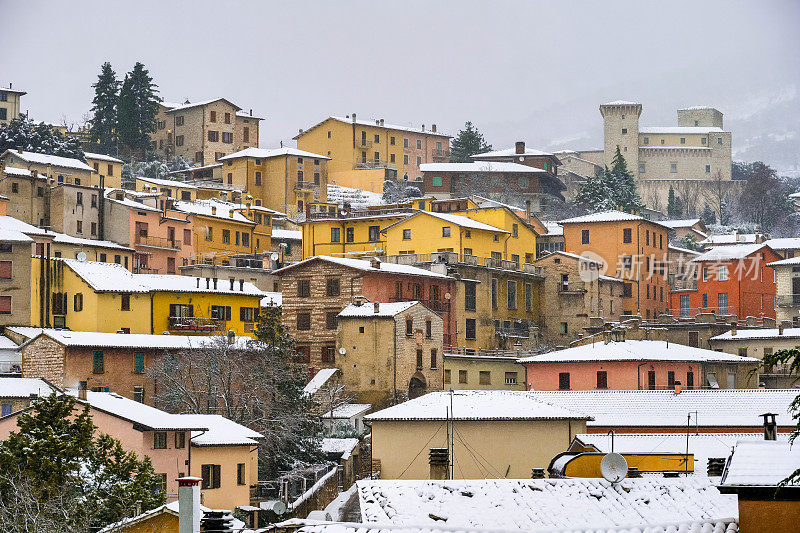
0, 85, 25, 126
452, 205, 539, 264
301, 209, 411, 259
365, 390, 589, 479
31, 257, 265, 337
1, 149, 93, 186
84, 152, 123, 188
295, 115, 451, 193
218, 147, 330, 218
175, 199, 256, 263
136, 176, 198, 202
234, 203, 278, 253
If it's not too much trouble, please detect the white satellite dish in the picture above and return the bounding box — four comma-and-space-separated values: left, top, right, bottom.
76, 251, 87, 262
338, 347, 346, 355
600, 452, 628, 483
259, 499, 287, 515
270, 252, 279, 261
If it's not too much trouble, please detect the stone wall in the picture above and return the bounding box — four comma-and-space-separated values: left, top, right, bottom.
21, 336, 66, 388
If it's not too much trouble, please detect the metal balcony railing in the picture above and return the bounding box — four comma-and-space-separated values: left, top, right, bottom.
135, 234, 182, 250
168, 316, 225, 332
354, 159, 396, 170
432, 149, 450, 161
776, 294, 800, 307
355, 139, 373, 149
295, 181, 320, 191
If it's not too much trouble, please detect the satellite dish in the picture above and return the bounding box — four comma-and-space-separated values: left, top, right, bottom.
600, 453, 628, 483
76, 251, 87, 262
444, 293, 451, 300
259, 499, 287, 515
270, 252, 279, 261
338, 347, 346, 355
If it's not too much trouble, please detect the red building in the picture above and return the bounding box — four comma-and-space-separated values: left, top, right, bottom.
669, 244, 779, 320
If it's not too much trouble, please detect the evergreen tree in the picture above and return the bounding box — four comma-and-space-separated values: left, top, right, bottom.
88, 62, 120, 155
382, 178, 422, 203
667, 186, 679, 217
574, 169, 615, 211
575, 148, 643, 213
117, 62, 160, 156
449, 121, 492, 162
700, 203, 717, 226
0, 117, 85, 160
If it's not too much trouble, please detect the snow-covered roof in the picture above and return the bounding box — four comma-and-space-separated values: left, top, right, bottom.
388, 211, 509, 234
320, 437, 360, 460
536, 250, 603, 265
2, 166, 46, 179
136, 175, 198, 189
639, 127, 724, 134
668, 244, 702, 256
83, 152, 123, 163
0, 377, 57, 399
71, 390, 209, 431
543, 221, 563, 236
0, 215, 133, 249
174, 199, 254, 223
326, 116, 451, 137
602, 100, 641, 106
51, 232, 133, 251
326, 184, 385, 210
0, 215, 48, 237
365, 390, 591, 422
472, 147, 555, 159
518, 340, 758, 364
260, 292, 282, 307
1, 150, 93, 172
559, 210, 668, 227
692, 243, 768, 262
763, 237, 800, 250
274, 256, 452, 279
303, 368, 339, 396
711, 327, 800, 341
720, 440, 800, 487
235, 110, 264, 119
233, 203, 287, 216
105, 194, 163, 213
163, 98, 241, 113
271, 228, 302, 241
529, 389, 798, 428
700, 233, 758, 245
182, 413, 263, 446
661, 218, 702, 229
98, 499, 244, 533
353, 478, 737, 532
574, 432, 788, 478
338, 301, 419, 318
218, 147, 329, 161
0, 223, 33, 242
9, 327, 253, 350
420, 162, 547, 173
768, 256, 800, 267
321, 403, 372, 419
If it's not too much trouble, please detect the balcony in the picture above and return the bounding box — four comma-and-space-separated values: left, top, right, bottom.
495, 323, 531, 339
776, 294, 800, 307
295, 181, 320, 191
354, 159, 397, 171
168, 316, 224, 333
384, 252, 545, 277
307, 206, 413, 220
558, 281, 587, 294
432, 149, 450, 162
355, 139, 373, 149
135, 235, 182, 251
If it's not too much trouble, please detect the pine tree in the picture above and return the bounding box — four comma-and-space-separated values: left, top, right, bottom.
0, 117, 85, 160
88, 62, 120, 155
449, 121, 492, 163
117, 62, 160, 156
575, 148, 643, 213
700, 203, 716, 226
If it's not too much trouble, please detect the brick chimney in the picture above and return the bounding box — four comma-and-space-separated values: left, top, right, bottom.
515, 141, 525, 154
429, 448, 448, 479
432, 124, 437, 133
373, 302, 380, 313
177, 476, 202, 533
674, 380, 682, 395
762, 413, 777, 440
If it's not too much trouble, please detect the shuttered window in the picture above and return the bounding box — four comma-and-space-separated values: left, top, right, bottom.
0, 261, 11, 279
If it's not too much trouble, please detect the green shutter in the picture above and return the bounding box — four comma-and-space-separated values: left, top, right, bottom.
93, 351, 104, 374
432, 176, 443, 187
134, 352, 144, 373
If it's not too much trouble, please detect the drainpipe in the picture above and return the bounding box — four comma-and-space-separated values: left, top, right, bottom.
637, 361, 647, 390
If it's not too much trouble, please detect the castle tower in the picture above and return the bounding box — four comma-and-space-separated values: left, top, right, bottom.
600, 101, 642, 170
677, 106, 723, 128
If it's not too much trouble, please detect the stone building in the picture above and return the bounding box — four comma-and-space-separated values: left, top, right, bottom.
534, 251, 624, 345
149, 98, 262, 166
0, 84, 25, 126
336, 300, 443, 406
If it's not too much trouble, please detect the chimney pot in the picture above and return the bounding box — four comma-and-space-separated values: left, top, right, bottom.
213, 277, 217, 289
239, 279, 244, 291
422, 124, 425, 131
762, 413, 778, 440
206, 277, 210, 289
352, 113, 357, 123
78, 381, 88, 401
177, 476, 202, 533
674, 380, 682, 394
373, 302, 380, 313
730, 324, 737, 336
229, 278, 235, 290
515, 141, 525, 154
211, 206, 216, 215
432, 124, 437, 133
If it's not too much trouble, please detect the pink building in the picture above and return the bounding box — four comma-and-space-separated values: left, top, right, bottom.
518, 339, 759, 391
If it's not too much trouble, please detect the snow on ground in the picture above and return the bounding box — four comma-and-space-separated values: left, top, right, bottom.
327, 184, 385, 209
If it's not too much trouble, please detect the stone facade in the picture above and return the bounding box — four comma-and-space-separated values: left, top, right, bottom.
769, 262, 800, 325
20, 335, 65, 388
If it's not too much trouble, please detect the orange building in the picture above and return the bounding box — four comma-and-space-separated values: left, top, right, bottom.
669, 244, 779, 320
559, 211, 670, 319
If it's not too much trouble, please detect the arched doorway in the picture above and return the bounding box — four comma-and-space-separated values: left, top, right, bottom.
408, 373, 427, 399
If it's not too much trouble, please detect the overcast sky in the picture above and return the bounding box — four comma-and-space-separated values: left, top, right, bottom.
3, 0, 799, 154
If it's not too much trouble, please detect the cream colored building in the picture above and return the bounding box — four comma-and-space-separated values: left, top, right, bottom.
0, 85, 25, 126
336, 301, 443, 407
443, 353, 526, 391
709, 327, 800, 388
150, 98, 262, 166
365, 390, 589, 479
769, 256, 800, 325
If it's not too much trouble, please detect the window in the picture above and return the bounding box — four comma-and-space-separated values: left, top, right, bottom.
504, 372, 518, 385
507, 281, 517, 309
459, 370, 468, 384
73, 293, 83, 312
444, 369, 451, 384
491, 278, 498, 309
325, 311, 338, 330
237, 463, 246, 485
426, 319, 432, 339
403, 154, 409, 165
402, 229, 411, 240
208, 131, 219, 142
134, 352, 145, 373
727, 373, 736, 389
330, 227, 340, 243
680, 137, 686, 144
717, 265, 729, 281
120, 293, 131, 311
298, 279, 311, 297
464, 248, 473, 255
670, 163, 677, 173
718, 137, 722, 145
686, 371, 694, 388
368, 225, 380, 242
322, 345, 336, 363
647, 370, 656, 390
224, 112, 231, 124
591, 370, 607, 389
240, 307, 256, 323
133, 387, 145, 403
416, 156, 422, 166
738, 347, 748, 357
465, 282, 476, 311
210, 305, 231, 321
91, 194, 98, 208
406, 317, 414, 336
431, 176, 443, 187
706, 165, 711, 173
345, 227, 354, 243
183, 229, 192, 245
326, 278, 340, 296
222, 132, 233, 143
416, 349, 423, 370
10, 182, 18, 194
93, 351, 104, 374
210, 110, 217, 122
623, 228, 632, 243
152, 431, 167, 449
91, 222, 97, 235
558, 372, 570, 390
297, 312, 311, 330
688, 331, 699, 347
175, 431, 185, 449
680, 294, 690, 316
582, 229, 589, 244
512, 224, 519, 238
0, 296, 11, 315
643, 137, 649, 144
622, 283, 632, 298
416, 139, 422, 149
465, 318, 476, 340
479, 371, 491, 385
667, 371, 676, 388
201, 464, 221, 489
442, 226, 451, 237
76, 220, 83, 234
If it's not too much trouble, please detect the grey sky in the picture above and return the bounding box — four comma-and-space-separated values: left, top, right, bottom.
2, 0, 799, 164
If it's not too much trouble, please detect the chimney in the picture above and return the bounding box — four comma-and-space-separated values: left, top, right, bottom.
196, 277, 200, 288
730, 323, 737, 336
421, 124, 425, 131
762, 413, 777, 440
177, 476, 202, 533
206, 277, 210, 289
515, 141, 525, 154
211, 206, 217, 215
375, 119, 380, 125
370, 257, 381, 269
229, 278, 235, 290
78, 381, 87, 401
249, 108, 253, 116
429, 448, 448, 480
674, 380, 682, 395
373, 302, 380, 314
227, 330, 236, 345
239, 279, 244, 291
525, 199, 532, 221
212, 277, 218, 290
432, 124, 437, 133
707, 458, 726, 477
530, 468, 545, 479
352, 113, 357, 123
779, 323, 785, 335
